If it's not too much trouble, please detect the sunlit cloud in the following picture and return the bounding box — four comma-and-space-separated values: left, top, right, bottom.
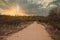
0, 0, 60, 16
34, 0, 54, 8
0, 6, 28, 16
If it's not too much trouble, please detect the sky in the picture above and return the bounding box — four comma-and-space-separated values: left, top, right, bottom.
0, 0, 60, 16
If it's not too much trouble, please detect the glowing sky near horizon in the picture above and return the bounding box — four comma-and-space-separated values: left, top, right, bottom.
0, 0, 60, 16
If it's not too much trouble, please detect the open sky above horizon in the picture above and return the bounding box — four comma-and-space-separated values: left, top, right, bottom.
0, 0, 60, 16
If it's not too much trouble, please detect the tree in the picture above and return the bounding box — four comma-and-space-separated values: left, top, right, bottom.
47, 7, 60, 30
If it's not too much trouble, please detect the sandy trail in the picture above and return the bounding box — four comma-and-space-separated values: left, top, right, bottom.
7, 22, 53, 40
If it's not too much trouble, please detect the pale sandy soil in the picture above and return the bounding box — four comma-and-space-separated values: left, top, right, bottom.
7, 22, 53, 40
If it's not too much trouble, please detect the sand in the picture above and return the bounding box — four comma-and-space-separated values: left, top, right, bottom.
7, 22, 53, 40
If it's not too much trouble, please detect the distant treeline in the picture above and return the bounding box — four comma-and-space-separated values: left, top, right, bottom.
0, 15, 46, 24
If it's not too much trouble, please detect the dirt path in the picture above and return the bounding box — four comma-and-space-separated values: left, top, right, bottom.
7, 22, 53, 40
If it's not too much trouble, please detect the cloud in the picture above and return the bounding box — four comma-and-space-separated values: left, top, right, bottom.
0, 0, 60, 16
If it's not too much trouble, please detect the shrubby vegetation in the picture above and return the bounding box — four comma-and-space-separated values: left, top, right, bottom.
44, 7, 60, 40
0, 15, 47, 40
0, 7, 60, 40
37, 7, 60, 40
47, 7, 60, 29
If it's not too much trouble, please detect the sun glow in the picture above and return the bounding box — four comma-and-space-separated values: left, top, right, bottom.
0, 6, 28, 16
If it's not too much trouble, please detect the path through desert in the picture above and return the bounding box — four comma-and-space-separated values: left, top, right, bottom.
7, 22, 53, 40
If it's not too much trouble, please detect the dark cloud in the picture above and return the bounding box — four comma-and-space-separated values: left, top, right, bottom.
48, 0, 60, 7
0, 0, 60, 16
